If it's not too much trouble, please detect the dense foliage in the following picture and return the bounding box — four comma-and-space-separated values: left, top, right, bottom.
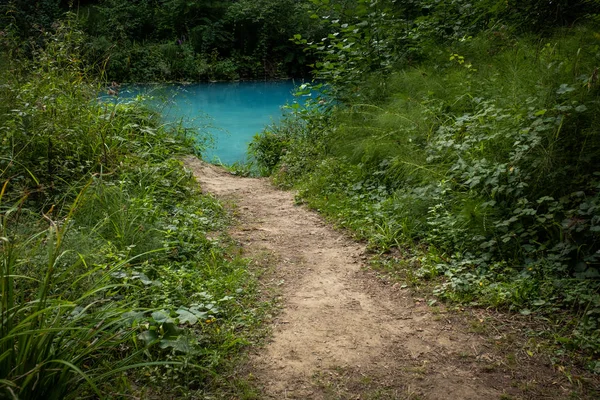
251, 0, 600, 369
0, 0, 323, 82
2, 1, 600, 397
0, 19, 265, 398
93, 0, 323, 81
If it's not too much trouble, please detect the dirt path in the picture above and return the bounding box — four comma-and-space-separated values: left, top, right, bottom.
185, 157, 590, 400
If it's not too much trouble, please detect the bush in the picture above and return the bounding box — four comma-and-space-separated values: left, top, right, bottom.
1, 19, 264, 398
261, 25, 600, 360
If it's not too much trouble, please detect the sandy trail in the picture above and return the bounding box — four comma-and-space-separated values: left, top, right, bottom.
185, 157, 583, 400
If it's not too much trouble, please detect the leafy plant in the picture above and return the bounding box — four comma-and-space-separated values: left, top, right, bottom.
265, 20, 600, 363
1, 19, 268, 398
0, 182, 165, 399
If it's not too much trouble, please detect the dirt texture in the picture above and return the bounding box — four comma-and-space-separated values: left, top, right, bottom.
185, 157, 597, 400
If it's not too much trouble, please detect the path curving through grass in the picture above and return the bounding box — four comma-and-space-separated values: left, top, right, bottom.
185, 157, 597, 400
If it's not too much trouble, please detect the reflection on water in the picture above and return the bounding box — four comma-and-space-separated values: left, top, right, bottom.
110, 81, 302, 164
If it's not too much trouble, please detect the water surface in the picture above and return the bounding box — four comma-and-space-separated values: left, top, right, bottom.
117, 81, 300, 164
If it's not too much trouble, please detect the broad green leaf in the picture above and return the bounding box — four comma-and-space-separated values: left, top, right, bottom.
160, 336, 193, 354
176, 309, 198, 325
138, 330, 159, 344
151, 310, 171, 323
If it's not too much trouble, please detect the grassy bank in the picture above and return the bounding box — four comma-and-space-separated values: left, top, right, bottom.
251, 24, 600, 370
0, 21, 267, 398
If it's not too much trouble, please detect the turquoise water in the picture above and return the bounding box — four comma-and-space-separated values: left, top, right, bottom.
115, 81, 300, 164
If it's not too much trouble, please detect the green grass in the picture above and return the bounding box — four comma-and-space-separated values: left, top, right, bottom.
251, 24, 600, 365
0, 185, 151, 399
0, 19, 267, 398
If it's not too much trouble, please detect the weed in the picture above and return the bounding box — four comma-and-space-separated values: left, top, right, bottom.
0, 20, 266, 398
253, 16, 600, 365
0, 186, 158, 399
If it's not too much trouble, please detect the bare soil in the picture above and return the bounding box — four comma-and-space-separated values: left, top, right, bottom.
185, 157, 599, 400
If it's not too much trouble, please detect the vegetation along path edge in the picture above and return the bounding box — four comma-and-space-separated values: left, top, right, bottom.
185, 157, 598, 400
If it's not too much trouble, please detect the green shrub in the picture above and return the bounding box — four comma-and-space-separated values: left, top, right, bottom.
266, 24, 600, 359
0, 186, 154, 399
1, 19, 266, 398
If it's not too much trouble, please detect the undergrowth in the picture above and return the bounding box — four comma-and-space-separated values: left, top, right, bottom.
251, 24, 600, 370
1, 18, 266, 398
